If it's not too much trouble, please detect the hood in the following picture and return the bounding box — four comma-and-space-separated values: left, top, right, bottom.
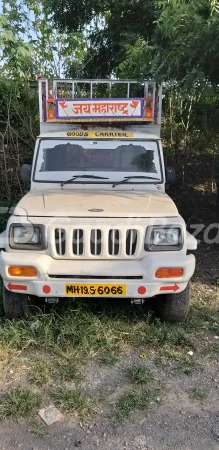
14, 190, 179, 218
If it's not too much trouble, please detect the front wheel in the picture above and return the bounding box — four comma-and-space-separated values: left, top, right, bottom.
3, 286, 34, 319
156, 283, 191, 323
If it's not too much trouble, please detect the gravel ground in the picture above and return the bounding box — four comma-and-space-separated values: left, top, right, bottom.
1, 362, 219, 450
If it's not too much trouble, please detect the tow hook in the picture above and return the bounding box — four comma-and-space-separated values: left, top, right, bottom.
131, 299, 146, 305
45, 297, 59, 304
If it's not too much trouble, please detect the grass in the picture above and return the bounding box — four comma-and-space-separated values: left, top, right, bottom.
129, 366, 153, 384
0, 282, 217, 422
0, 298, 216, 378
110, 387, 160, 422
175, 355, 201, 375
57, 362, 83, 382
211, 342, 219, 353
28, 416, 47, 436
0, 388, 42, 420
29, 359, 53, 386
0, 299, 217, 361
52, 387, 97, 419
159, 348, 201, 375
99, 352, 120, 366
111, 365, 160, 422
188, 387, 209, 401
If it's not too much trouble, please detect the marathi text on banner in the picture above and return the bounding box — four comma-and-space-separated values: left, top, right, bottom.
56, 99, 144, 119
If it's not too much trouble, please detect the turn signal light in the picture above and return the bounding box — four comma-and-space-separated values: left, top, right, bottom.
8, 266, 37, 277
156, 268, 183, 279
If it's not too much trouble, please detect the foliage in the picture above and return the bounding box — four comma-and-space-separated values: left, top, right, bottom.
152, 0, 219, 85
0, 0, 86, 79
2, 0, 219, 83
0, 78, 38, 201
0, 0, 219, 202
44, 0, 158, 78
42, 0, 219, 86
0, 3, 34, 80
26, 0, 87, 77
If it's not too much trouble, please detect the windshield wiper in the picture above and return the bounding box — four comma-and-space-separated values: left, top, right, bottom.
61, 175, 109, 188
112, 176, 160, 188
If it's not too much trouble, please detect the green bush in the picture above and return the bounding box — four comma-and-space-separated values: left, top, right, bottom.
0, 78, 39, 202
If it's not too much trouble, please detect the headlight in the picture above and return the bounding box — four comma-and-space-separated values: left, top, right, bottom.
145, 226, 183, 251
152, 228, 180, 246
10, 224, 46, 250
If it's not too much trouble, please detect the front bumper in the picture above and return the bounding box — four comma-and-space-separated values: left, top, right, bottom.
0, 251, 196, 298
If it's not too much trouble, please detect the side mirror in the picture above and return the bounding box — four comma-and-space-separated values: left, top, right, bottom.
21, 164, 32, 182
166, 167, 176, 184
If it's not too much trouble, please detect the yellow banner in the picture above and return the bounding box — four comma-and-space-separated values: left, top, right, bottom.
66, 131, 133, 138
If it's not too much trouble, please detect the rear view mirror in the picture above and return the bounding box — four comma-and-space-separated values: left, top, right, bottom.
21, 164, 32, 182
166, 167, 176, 184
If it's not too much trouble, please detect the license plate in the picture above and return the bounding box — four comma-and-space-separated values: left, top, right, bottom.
65, 284, 126, 297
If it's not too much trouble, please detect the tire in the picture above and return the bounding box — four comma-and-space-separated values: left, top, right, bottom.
3, 286, 33, 319
157, 282, 191, 323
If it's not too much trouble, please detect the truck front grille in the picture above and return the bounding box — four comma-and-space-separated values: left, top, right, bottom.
52, 227, 141, 259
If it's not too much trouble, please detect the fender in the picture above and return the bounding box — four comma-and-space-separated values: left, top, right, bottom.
0, 230, 6, 250
187, 231, 197, 251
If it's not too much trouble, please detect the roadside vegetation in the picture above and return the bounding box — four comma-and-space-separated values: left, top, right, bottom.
0, 271, 218, 427
0, 0, 219, 210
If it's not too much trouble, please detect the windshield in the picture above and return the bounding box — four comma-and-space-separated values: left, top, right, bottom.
34, 139, 162, 183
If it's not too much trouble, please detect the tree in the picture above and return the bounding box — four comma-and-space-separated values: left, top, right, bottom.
43, 0, 219, 84
0, 0, 86, 79
151, 0, 219, 85
43, 0, 158, 78
0, 1, 34, 80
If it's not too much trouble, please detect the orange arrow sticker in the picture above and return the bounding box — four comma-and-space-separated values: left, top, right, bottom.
7, 283, 27, 291
160, 284, 180, 292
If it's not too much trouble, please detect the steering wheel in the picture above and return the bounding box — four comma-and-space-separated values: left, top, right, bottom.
59, 164, 83, 171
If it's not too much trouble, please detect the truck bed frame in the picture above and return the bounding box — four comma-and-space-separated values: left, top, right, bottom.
39, 78, 162, 137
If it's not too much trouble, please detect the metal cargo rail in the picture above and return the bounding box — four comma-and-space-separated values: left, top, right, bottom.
38, 78, 162, 136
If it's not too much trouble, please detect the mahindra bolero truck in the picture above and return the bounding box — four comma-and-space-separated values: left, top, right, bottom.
0, 79, 197, 321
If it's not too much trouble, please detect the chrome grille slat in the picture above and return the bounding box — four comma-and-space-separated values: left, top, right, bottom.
112, 230, 115, 256
58, 229, 62, 255
77, 229, 80, 256
95, 229, 97, 256
129, 230, 133, 256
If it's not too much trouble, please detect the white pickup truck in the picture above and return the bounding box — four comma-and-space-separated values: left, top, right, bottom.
0, 79, 197, 321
